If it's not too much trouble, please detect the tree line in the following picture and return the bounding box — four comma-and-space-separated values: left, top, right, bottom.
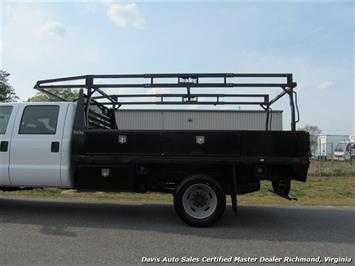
0, 70, 78, 102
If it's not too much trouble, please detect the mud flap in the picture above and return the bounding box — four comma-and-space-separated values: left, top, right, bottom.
268, 188, 298, 200
231, 164, 238, 214
269, 178, 297, 200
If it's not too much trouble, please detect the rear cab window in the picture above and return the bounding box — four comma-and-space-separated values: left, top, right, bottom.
19, 105, 59, 135
0, 106, 13, 134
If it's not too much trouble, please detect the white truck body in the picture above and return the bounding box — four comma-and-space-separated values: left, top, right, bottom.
0, 102, 76, 188
334, 141, 355, 160
316, 135, 349, 160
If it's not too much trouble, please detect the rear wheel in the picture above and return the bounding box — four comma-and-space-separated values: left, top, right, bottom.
174, 175, 226, 227
272, 178, 290, 196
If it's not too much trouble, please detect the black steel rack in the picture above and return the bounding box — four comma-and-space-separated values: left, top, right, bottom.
34, 73, 299, 131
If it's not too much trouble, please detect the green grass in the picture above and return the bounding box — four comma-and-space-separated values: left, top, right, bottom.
238, 175, 355, 206
308, 160, 355, 176
1, 176, 354, 207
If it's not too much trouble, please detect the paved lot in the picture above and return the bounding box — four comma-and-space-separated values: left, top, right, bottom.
0, 198, 354, 265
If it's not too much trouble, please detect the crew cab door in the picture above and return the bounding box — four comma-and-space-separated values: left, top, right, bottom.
0, 105, 16, 186
9, 103, 68, 186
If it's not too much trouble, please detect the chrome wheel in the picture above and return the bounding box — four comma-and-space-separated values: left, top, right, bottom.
182, 183, 217, 220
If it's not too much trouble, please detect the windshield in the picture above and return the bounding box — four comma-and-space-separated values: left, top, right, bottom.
0, 106, 13, 134
335, 143, 346, 152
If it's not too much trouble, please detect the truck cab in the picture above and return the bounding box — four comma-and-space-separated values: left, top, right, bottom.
0, 102, 76, 188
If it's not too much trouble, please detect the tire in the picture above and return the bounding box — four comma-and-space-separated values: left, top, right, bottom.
272, 179, 290, 196
174, 175, 226, 227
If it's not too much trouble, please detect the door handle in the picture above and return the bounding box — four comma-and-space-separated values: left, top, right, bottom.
51, 141, 60, 153
0, 141, 8, 152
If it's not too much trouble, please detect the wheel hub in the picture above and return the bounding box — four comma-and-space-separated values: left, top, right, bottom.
182, 183, 217, 219
191, 191, 208, 207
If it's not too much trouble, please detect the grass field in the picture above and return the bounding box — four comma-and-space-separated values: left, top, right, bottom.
308, 160, 354, 176
1, 175, 354, 207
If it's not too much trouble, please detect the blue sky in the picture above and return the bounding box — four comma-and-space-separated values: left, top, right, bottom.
1, 0, 354, 134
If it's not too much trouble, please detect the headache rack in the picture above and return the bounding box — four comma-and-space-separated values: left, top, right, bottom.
34, 73, 300, 131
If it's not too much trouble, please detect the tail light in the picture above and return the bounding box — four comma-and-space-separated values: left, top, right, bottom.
300, 159, 309, 166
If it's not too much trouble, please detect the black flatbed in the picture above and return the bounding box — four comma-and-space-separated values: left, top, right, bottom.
35, 72, 310, 196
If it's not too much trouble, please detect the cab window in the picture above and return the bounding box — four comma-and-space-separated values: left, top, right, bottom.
19, 106, 59, 134
0, 106, 13, 134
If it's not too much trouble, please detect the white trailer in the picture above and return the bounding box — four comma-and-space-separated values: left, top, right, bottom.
316, 135, 349, 160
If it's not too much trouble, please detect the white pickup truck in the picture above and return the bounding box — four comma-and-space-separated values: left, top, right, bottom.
0, 73, 310, 227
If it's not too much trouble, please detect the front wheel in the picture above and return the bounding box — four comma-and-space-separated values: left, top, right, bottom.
174, 175, 226, 227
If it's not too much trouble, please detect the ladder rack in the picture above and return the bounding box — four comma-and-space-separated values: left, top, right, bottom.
34, 73, 299, 131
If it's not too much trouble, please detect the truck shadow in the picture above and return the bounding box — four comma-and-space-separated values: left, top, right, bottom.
0, 197, 353, 244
